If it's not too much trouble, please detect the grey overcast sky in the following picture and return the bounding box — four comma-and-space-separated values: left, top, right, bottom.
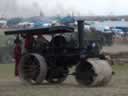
1, 0, 128, 17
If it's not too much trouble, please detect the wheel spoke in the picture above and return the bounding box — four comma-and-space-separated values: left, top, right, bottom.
19, 53, 47, 84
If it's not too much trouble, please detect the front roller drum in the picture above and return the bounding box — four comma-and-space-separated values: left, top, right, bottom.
75, 58, 112, 86
19, 53, 47, 84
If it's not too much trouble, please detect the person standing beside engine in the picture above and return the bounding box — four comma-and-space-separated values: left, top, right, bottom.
14, 35, 22, 77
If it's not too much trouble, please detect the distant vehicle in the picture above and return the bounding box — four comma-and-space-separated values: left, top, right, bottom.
33, 22, 52, 28
103, 26, 112, 33
103, 29, 112, 33
110, 28, 124, 38
115, 27, 128, 33
111, 28, 124, 35
17, 22, 34, 29
0, 20, 7, 28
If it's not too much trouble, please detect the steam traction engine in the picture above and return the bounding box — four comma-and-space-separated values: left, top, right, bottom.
5, 20, 112, 86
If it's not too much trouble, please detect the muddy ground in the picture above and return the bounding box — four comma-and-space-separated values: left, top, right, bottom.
0, 64, 128, 96
102, 43, 128, 54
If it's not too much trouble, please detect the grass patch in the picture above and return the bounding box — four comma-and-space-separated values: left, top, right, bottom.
0, 64, 14, 79
112, 64, 128, 70
112, 64, 128, 76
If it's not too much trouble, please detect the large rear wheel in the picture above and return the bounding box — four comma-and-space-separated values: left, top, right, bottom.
19, 53, 47, 84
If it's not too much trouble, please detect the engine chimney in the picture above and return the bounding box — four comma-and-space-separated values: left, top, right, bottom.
77, 20, 84, 49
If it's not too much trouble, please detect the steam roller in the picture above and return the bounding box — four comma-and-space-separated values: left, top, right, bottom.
4, 20, 113, 87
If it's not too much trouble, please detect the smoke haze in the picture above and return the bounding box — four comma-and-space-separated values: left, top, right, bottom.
0, 0, 128, 17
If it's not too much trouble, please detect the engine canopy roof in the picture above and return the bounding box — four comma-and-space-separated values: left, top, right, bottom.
4, 26, 74, 35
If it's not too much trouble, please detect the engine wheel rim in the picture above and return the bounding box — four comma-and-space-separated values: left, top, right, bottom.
20, 55, 40, 84
19, 53, 47, 84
